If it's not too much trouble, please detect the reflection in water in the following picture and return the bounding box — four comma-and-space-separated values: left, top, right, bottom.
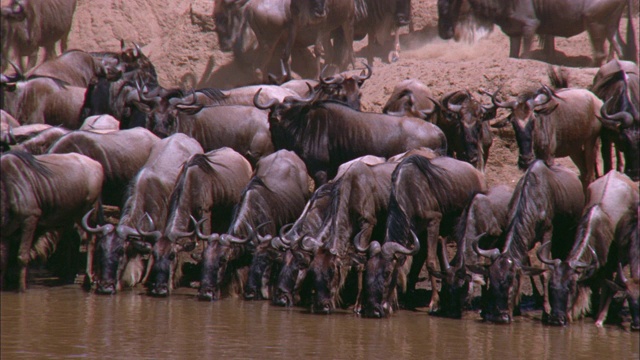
1, 286, 638, 359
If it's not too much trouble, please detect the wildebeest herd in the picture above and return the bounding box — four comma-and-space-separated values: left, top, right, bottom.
1, 0, 639, 332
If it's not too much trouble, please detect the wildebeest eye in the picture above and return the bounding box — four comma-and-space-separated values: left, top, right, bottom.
168, 253, 176, 261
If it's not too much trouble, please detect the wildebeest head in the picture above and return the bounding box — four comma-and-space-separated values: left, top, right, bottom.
253, 87, 315, 136
432, 90, 497, 171
360, 231, 420, 318
244, 232, 287, 300
471, 240, 544, 323
537, 241, 598, 326
491, 86, 560, 170
599, 99, 639, 181
437, 0, 463, 40
140, 88, 200, 138
82, 209, 144, 295
135, 214, 196, 297
194, 218, 263, 301
273, 236, 317, 307
213, 0, 250, 52
316, 63, 371, 110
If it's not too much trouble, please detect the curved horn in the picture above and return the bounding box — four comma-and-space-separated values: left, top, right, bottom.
116, 224, 140, 239
472, 237, 500, 260
278, 223, 294, 243
221, 223, 255, 244
253, 88, 279, 110
535, 241, 560, 266
600, 98, 634, 129
490, 87, 516, 109
353, 61, 372, 82
532, 85, 555, 107
618, 262, 628, 284
368, 241, 382, 256
353, 231, 369, 253
251, 222, 273, 244
132, 42, 142, 58
271, 236, 290, 250
479, 88, 499, 113
320, 74, 344, 85
381, 230, 421, 259
570, 245, 597, 269
441, 239, 451, 271
191, 216, 216, 242
81, 208, 106, 234
2, 60, 23, 83
136, 213, 162, 241
299, 236, 322, 253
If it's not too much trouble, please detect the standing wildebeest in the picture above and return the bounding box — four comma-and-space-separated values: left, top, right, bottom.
136, 148, 252, 297
431, 185, 514, 318
305, 158, 397, 314
598, 203, 639, 330
48, 128, 160, 207
471, 160, 584, 323
437, 0, 637, 66
353, 0, 412, 64
1, 0, 77, 71
142, 94, 274, 165
360, 155, 487, 318
2, 73, 87, 129
0, 151, 103, 291
426, 90, 497, 172
25, 49, 122, 88
195, 150, 311, 301
591, 60, 639, 181
537, 170, 638, 326
491, 85, 602, 189
254, 91, 447, 185
81, 134, 203, 294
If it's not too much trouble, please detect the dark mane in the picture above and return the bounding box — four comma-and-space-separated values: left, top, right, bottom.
167, 154, 219, 215
3, 150, 53, 177
615, 203, 639, 251
401, 155, 457, 213
569, 205, 614, 262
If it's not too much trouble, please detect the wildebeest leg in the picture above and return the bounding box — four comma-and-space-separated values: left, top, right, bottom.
281, 25, 297, 80
542, 35, 555, 62
84, 233, 96, 290
389, 30, 401, 63
43, 42, 58, 63
571, 137, 598, 190
509, 37, 522, 58
0, 239, 9, 290
60, 32, 70, 54
17, 216, 39, 292
601, 133, 613, 174
425, 213, 443, 311
353, 267, 363, 314
587, 24, 608, 66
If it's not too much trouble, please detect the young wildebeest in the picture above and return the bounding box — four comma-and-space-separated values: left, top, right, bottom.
360, 154, 487, 318
491, 85, 602, 189
305, 158, 397, 314
472, 160, 584, 324
0, 151, 103, 291
432, 185, 514, 318
598, 203, 640, 330
194, 150, 312, 301
136, 148, 252, 297
48, 128, 160, 207
82, 134, 203, 294
537, 170, 638, 326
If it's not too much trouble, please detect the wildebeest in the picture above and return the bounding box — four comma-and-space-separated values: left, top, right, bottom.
360, 154, 487, 318
81, 134, 203, 294
195, 150, 311, 301
383, 79, 435, 119
427, 89, 497, 172
136, 148, 252, 297
79, 115, 120, 133
254, 91, 447, 185
25, 49, 122, 88
471, 160, 584, 323
432, 185, 514, 318
142, 94, 274, 165
47, 128, 160, 207
537, 170, 638, 326
0, 151, 103, 291
1, 75, 87, 129
437, 0, 637, 66
491, 85, 602, 189
304, 158, 397, 314
11, 126, 71, 155
353, 0, 412, 64
1, 0, 77, 71
591, 60, 639, 181
598, 203, 639, 330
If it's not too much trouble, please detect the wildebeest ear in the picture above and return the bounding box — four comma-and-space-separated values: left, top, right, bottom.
604, 279, 625, 292
534, 102, 559, 115
466, 264, 488, 277
521, 266, 546, 276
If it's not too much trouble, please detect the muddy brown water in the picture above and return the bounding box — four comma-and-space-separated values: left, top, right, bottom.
1, 286, 638, 359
